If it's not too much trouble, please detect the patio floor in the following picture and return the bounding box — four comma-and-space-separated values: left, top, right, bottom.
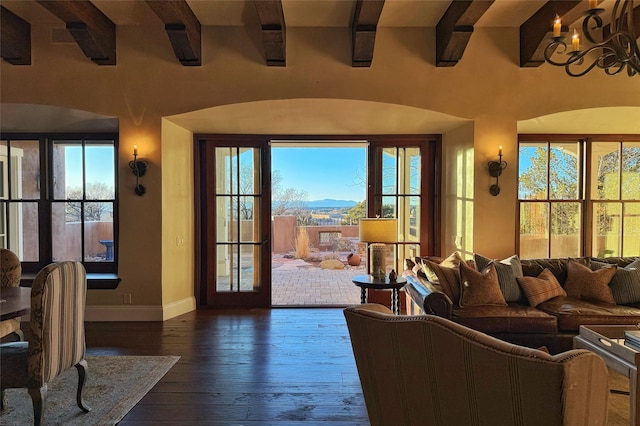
271, 255, 367, 306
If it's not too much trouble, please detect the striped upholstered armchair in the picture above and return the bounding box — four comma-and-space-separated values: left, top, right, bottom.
0, 248, 24, 341
0, 261, 90, 425
344, 304, 610, 426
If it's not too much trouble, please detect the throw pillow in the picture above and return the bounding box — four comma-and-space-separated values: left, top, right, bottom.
420, 252, 464, 304
516, 268, 567, 307
593, 259, 640, 304
474, 253, 524, 303
564, 259, 616, 304
459, 261, 507, 307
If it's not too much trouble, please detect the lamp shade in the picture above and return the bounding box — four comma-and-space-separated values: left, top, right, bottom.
359, 218, 397, 243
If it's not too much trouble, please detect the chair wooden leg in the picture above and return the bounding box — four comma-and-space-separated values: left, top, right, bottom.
12, 330, 24, 342
75, 359, 91, 412
28, 384, 46, 426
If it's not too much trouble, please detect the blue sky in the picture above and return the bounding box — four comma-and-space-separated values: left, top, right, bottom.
271, 147, 366, 201
65, 146, 115, 189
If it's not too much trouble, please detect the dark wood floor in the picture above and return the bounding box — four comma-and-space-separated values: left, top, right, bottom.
84, 308, 370, 425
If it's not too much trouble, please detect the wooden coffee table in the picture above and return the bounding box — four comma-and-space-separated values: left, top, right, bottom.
351, 275, 407, 315
574, 325, 640, 424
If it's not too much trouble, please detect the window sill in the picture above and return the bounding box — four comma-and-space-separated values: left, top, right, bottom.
20, 273, 121, 290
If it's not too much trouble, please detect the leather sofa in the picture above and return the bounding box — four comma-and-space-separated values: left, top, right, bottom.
404, 255, 640, 353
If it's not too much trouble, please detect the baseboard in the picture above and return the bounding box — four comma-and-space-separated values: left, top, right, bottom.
162, 296, 197, 320
84, 296, 196, 321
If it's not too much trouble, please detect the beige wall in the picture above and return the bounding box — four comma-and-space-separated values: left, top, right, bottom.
2, 22, 640, 319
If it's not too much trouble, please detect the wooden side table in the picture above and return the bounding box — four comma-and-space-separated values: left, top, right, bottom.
351, 274, 407, 315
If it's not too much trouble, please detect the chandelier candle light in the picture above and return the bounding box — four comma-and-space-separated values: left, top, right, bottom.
359, 217, 398, 281
544, 0, 640, 77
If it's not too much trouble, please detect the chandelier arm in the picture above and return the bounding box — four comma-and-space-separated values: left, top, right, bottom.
544, 0, 639, 77
582, 14, 604, 45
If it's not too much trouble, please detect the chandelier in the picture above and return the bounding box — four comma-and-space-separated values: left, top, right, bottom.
544, 0, 639, 77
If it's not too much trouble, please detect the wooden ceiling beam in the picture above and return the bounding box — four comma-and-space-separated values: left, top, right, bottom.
253, 0, 286, 67
351, 0, 385, 67
1, 6, 31, 65
37, 0, 115, 65
146, 0, 201, 66
436, 0, 494, 67
519, 0, 596, 67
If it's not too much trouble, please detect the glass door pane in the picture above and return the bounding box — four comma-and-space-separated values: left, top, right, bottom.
215, 147, 262, 294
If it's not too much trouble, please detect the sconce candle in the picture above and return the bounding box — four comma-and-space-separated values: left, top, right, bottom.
553, 15, 561, 37
571, 29, 580, 51
129, 146, 148, 196
487, 147, 508, 196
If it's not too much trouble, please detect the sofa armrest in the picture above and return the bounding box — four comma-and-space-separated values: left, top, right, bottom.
404, 274, 453, 318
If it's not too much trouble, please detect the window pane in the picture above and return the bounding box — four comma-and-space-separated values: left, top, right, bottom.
550, 202, 581, 258
4, 140, 40, 200
239, 147, 259, 195
623, 203, 640, 256
407, 148, 421, 195
1, 201, 40, 261
52, 202, 82, 261
549, 142, 579, 200
53, 142, 83, 200
400, 195, 419, 242
240, 244, 260, 291
520, 202, 549, 258
85, 143, 115, 200
593, 202, 621, 257
518, 142, 548, 200
381, 196, 396, 218
382, 148, 397, 194
216, 244, 238, 292
591, 142, 620, 200
216, 147, 233, 194
217, 196, 237, 243
239, 196, 259, 242
84, 202, 114, 262
622, 142, 640, 200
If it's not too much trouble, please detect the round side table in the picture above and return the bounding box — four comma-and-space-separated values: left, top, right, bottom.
351, 274, 407, 315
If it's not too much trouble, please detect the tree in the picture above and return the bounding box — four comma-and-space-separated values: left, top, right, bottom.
65, 182, 114, 222
342, 200, 366, 224
271, 170, 309, 216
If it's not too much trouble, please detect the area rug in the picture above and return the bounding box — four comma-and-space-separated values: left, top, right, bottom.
0, 355, 179, 425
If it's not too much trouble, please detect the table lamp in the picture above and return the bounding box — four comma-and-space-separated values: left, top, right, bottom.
359, 217, 398, 280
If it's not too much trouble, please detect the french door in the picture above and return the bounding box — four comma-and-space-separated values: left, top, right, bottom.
195, 136, 272, 308
194, 134, 439, 309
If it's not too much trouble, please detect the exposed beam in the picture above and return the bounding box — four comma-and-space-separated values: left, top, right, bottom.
351, 0, 385, 67
37, 0, 115, 65
1, 6, 31, 65
519, 0, 596, 67
146, 0, 201, 66
435, 0, 494, 67
253, 0, 286, 67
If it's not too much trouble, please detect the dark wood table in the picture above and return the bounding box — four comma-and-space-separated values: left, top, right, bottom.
351, 274, 407, 314
0, 287, 31, 321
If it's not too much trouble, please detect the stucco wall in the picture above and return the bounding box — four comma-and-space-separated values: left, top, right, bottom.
2, 21, 640, 318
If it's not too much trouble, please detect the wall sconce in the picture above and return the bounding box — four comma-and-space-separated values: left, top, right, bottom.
128, 145, 148, 196
488, 146, 507, 196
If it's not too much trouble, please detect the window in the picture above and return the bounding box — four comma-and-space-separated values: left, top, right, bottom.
518, 136, 640, 258
1, 134, 118, 280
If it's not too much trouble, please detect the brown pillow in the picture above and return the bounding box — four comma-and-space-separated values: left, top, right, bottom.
517, 268, 567, 307
420, 252, 464, 304
564, 259, 616, 304
459, 261, 507, 307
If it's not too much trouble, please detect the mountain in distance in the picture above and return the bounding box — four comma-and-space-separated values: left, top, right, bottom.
306, 199, 358, 208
